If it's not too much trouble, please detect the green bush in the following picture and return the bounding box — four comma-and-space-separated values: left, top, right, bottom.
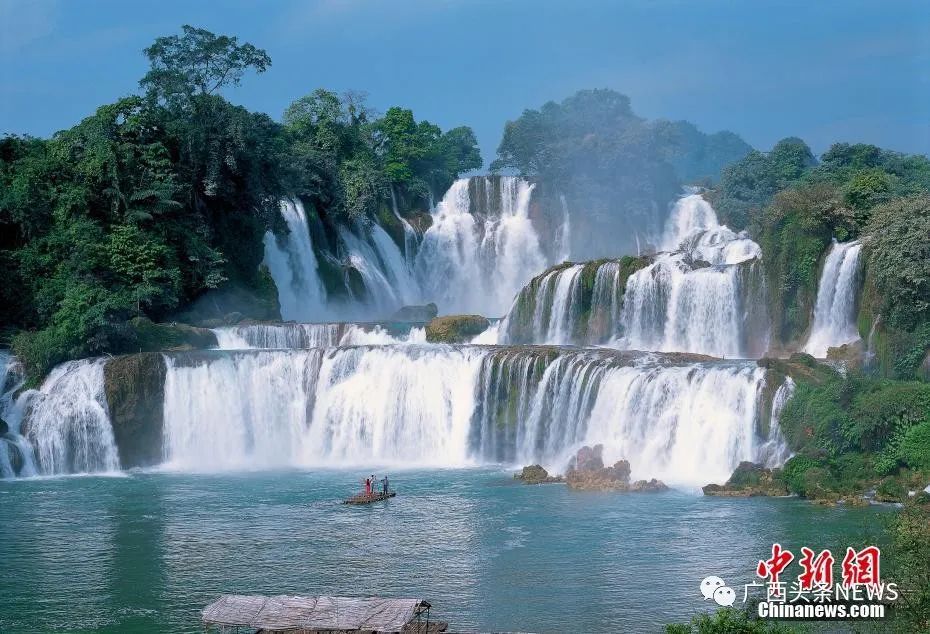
781, 455, 822, 496
666, 607, 796, 633
898, 420, 930, 471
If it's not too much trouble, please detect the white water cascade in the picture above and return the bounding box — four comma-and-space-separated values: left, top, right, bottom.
803, 240, 863, 358
499, 194, 768, 356
157, 346, 782, 485
338, 223, 421, 315
415, 177, 548, 316
263, 198, 329, 322
213, 323, 425, 349
18, 359, 119, 475
618, 194, 766, 357
391, 186, 419, 268
757, 377, 795, 468
0, 352, 38, 478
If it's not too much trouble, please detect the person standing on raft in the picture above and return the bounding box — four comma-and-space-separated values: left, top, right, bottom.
381, 475, 389, 495
364, 477, 371, 496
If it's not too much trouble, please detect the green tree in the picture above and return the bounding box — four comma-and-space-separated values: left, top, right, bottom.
864, 195, 930, 329
140, 25, 271, 108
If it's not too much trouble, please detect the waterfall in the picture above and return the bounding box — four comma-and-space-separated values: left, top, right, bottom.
18, 359, 119, 475
617, 194, 767, 357
803, 240, 863, 358
530, 265, 584, 345
500, 260, 635, 346
212, 323, 425, 349
162, 351, 325, 471
757, 377, 794, 468
263, 198, 329, 322
497, 193, 768, 356
660, 193, 761, 265
391, 186, 419, 267
415, 177, 547, 316
157, 346, 773, 485
0, 352, 38, 478
618, 254, 760, 358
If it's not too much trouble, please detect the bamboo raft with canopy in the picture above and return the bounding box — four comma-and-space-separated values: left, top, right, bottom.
201, 594, 446, 633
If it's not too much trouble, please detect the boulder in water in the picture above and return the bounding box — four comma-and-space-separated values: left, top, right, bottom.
391, 303, 439, 322
702, 461, 788, 497
630, 478, 670, 492
425, 315, 490, 343
564, 445, 665, 492
104, 353, 168, 469
515, 464, 563, 484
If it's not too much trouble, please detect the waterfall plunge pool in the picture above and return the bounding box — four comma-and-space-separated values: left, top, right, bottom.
0, 468, 888, 633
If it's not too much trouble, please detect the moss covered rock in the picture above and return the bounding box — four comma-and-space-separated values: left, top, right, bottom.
104, 353, 167, 469
515, 464, 563, 484
129, 317, 218, 352
391, 303, 438, 322
425, 315, 490, 343
702, 462, 789, 497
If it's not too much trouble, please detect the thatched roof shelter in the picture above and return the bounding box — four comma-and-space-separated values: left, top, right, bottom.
201, 595, 441, 633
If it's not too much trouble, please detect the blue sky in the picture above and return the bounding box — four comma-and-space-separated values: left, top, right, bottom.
2, 0, 928, 165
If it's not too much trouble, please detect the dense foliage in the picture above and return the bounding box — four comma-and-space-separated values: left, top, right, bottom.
0, 26, 480, 381
708, 137, 930, 351
763, 358, 930, 505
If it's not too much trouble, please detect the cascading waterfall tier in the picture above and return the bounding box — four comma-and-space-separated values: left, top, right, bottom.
803, 240, 863, 358
499, 257, 649, 346
0, 352, 37, 478
212, 322, 425, 349
263, 198, 330, 322
414, 177, 548, 316
16, 359, 119, 475
158, 346, 782, 485
757, 377, 794, 468
264, 177, 553, 320
498, 194, 770, 356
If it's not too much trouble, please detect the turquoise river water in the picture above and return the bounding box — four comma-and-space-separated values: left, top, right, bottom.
0, 468, 890, 633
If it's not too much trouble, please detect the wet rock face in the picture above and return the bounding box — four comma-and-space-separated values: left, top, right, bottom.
390, 303, 438, 322
515, 464, 563, 484
103, 353, 167, 469
702, 461, 788, 497
425, 315, 490, 343
564, 445, 667, 492
0, 417, 8, 436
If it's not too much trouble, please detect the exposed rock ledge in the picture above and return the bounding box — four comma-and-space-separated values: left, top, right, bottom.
104, 353, 167, 469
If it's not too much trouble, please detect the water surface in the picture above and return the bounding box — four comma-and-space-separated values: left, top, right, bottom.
0, 469, 888, 633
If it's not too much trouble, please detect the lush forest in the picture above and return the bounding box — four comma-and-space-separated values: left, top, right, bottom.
0, 26, 481, 381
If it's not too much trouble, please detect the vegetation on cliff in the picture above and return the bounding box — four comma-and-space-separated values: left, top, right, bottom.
708, 139, 930, 359
0, 26, 480, 381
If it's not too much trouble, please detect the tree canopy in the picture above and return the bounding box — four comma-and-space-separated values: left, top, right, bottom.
0, 26, 480, 380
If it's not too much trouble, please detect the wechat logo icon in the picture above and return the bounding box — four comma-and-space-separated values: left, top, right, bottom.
700, 575, 736, 607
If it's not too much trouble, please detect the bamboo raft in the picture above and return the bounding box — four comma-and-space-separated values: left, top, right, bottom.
343, 490, 396, 505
